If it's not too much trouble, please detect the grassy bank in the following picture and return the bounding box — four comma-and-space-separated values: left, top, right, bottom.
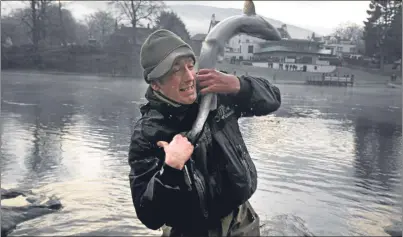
216, 62, 397, 86
2, 63, 400, 87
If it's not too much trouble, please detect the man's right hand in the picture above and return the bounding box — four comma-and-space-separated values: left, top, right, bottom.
157, 134, 194, 170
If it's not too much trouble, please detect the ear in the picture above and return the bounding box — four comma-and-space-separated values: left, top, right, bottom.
151, 81, 160, 91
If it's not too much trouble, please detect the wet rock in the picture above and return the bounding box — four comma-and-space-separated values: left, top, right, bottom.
384, 220, 402, 237
1, 188, 62, 237
26, 196, 41, 204
1, 188, 32, 199
260, 214, 315, 237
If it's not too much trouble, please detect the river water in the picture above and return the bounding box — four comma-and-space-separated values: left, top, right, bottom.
1, 71, 402, 236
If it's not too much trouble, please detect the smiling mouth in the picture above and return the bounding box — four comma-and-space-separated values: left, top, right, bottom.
179, 81, 195, 92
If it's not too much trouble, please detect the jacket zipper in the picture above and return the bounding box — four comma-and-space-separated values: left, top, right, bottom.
241, 149, 256, 192
184, 164, 192, 191
194, 171, 208, 218
241, 159, 252, 186
190, 160, 208, 219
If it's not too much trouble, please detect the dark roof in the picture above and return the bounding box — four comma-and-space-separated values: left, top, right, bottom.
272, 38, 323, 44
277, 28, 291, 39
191, 33, 207, 41
257, 39, 324, 52
255, 46, 331, 56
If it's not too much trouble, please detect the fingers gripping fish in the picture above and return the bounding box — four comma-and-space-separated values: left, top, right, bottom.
186, 0, 282, 143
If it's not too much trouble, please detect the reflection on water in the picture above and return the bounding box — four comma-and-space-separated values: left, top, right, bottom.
240, 114, 401, 236
1, 72, 401, 236
353, 117, 402, 192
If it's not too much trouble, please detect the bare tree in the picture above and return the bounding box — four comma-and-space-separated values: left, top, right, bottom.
58, 0, 67, 46
29, 0, 40, 48
333, 22, 364, 43
16, 0, 51, 47
33, 0, 52, 45
2, 1, 78, 47
155, 11, 191, 44
108, 0, 165, 44
106, 0, 165, 76
85, 10, 116, 46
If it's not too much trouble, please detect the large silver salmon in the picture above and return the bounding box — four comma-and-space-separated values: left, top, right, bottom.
187, 0, 282, 143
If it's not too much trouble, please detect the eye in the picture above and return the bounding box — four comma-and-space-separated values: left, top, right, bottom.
172, 65, 180, 73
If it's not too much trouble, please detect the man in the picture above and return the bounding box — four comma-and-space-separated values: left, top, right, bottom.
129, 29, 281, 236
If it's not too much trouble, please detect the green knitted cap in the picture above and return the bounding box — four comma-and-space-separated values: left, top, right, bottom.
140, 29, 196, 83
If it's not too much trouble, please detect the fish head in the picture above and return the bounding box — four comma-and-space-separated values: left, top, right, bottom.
241, 15, 282, 41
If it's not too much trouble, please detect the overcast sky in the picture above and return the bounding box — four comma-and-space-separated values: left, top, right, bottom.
2, 1, 370, 36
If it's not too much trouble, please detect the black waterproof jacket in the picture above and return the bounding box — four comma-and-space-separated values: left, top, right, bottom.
128, 75, 281, 234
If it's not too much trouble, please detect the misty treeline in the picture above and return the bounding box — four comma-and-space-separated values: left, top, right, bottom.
1, 0, 192, 77
362, 0, 402, 69
329, 0, 401, 70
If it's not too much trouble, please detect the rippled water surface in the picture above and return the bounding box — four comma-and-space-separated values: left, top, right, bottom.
1, 71, 402, 236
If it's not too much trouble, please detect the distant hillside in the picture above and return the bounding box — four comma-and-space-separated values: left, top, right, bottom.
168, 4, 317, 39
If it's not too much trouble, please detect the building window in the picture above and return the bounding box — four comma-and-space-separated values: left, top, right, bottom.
246, 39, 250, 43
248, 45, 254, 53
337, 46, 342, 52
349, 47, 356, 53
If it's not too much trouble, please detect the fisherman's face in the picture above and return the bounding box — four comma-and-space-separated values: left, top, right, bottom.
151, 57, 197, 105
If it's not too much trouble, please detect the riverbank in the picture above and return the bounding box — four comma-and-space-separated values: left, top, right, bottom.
1, 65, 400, 87
0, 69, 135, 80
345, 64, 402, 77
216, 62, 398, 86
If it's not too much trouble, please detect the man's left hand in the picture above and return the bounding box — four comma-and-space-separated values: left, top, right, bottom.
197, 69, 240, 95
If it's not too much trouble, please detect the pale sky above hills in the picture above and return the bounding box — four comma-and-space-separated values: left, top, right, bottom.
2, 1, 370, 36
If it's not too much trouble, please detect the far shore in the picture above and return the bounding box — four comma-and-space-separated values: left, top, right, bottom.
0, 68, 137, 79
1, 65, 401, 88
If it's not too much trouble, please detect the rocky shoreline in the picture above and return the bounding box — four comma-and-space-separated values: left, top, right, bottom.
1, 188, 62, 237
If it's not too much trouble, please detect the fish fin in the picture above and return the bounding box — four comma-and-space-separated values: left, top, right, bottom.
243, 0, 256, 16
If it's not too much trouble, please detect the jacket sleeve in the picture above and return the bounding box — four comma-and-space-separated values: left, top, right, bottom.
128, 120, 186, 230
228, 75, 281, 117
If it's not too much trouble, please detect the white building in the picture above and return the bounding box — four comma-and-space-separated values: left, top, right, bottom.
224, 34, 265, 61
313, 36, 358, 57
324, 41, 357, 57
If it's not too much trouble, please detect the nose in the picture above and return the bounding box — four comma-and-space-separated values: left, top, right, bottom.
183, 65, 195, 81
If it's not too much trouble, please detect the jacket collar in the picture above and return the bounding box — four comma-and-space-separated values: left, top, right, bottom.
141, 86, 200, 117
